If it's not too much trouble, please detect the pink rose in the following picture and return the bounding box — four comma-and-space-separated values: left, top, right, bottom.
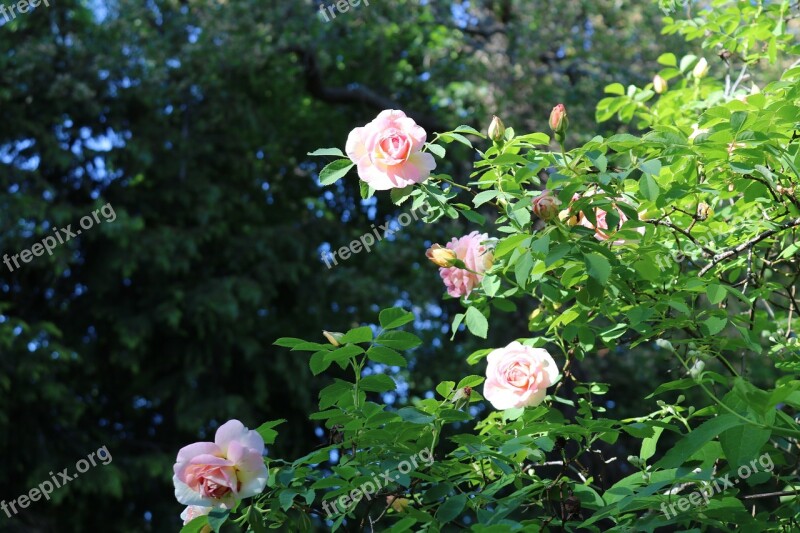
433, 231, 494, 298
570, 193, 644, 245
181, 505, 212, 528
173, 420, 268, 508
483, 341, 559, 410
346, 109, 437, 190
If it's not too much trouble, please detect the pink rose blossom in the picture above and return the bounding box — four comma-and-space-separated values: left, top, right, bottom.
483, 341, 559, 410
173, 420, 268, 508
346, 109, 437, 190
569, 193, 644, 245
434, 231, 494, 298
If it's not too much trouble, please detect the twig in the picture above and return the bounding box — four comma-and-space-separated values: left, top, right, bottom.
699, 218, 800, 276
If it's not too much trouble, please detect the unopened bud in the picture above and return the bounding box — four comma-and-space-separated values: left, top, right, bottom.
696, 202, 711, 220
426, 244, 457, 267
323, 331, 345, 346
387, 496, 410, 513
531, 191, 562, 221
549, 104, 568, 141
488, 115, 506, 142
693, 57, 709, 79
653, 74, 668, 94
690, 360, 706, 378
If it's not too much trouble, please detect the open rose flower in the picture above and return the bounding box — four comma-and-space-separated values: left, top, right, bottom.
432, 231, 494, 298
346, 109, 436, 190
484, 341, 559, 410
173, 420, 268, 508
566, 193, 644, 245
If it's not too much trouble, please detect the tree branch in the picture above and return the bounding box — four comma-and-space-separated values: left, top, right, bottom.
699, 217, 800, 276
283, 46, 448, 133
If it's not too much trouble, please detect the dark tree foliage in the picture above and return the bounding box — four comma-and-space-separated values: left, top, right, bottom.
0, 1, 688, 530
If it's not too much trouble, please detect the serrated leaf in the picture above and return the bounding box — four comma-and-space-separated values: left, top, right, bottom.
360, 374, 396, 392
308, 147, 346, 157
319, 159, 354, 186
367, 346, 407, 367
379, 307, 414, 329
655, 415, 743, 468
584, 253, 611, 285
465, 307, 488, 338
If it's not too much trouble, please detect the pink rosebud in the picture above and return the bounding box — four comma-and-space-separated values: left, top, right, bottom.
549, 104, 568, 137
346, 109, 437, 190
483, 341, 559, 410
531, 191, 562, 221
436, 231, 494, 298
173, 420, 268, 508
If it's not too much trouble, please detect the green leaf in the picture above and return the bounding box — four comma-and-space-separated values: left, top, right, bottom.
379, 307, 414, 329
360, 374, 396, 392
655, 415, 744, 468
639, 173, 660, 201
375, 331, 422, 350
584, 253, 611, 285
273, 337, 306, 348
453, 124, 484, 137
366, 346, 407, 367
319, 159, 354, 186
657, 53, 677, 66
435, 494, 466, 523
495, 234, 530, 258
707, 284, 727, 305
310, 350, 332, 375
605, 82, 625, 95
324, 344, 365, 365
308, 147, 346, 157
181, 516, 211, 533
397, 407, 435, 424
255, 419, 286, 445
465, 307, 488, 338
340, 326, 373, 344
207, 509, 229, 533
640, 425, 665, 461
701, 316, 727, 336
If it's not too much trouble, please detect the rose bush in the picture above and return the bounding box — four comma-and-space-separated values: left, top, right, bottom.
178, 2, 800, 531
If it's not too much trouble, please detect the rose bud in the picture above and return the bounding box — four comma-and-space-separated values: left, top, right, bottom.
387, 496, 411, 513
696, 202, 711, 220
323, 331, 345, 346
549, 104, 568, 140
488, 115, 506, 142
693, 57, 709, 79
531, 191, 562, 221
426, 244, 458, 268
653, 74, 668, 94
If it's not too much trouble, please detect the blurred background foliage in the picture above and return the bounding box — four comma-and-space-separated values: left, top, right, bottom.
2, 0, 784, 530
